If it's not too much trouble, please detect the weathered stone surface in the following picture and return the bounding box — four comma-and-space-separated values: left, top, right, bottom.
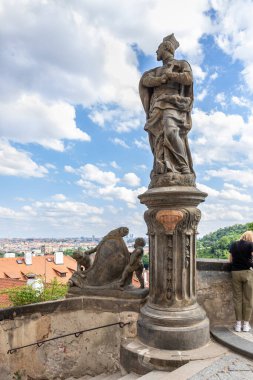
136, 186, 209, 351
120, 338, 228, 375
68, 227, 130, 290
0, 297, 141, 379
122, 34, 210, 370
197, 269, 234, 326
188, 354, 253, 380
139, 34, 195, 188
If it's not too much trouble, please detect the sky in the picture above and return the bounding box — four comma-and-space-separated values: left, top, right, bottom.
0, 0, 253, 238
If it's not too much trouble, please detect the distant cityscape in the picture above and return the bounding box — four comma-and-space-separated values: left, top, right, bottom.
0, 234, 144, 256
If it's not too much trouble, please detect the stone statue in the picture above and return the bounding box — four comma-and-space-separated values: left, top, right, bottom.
72, 248, 92, 272
68, 227, 131, 289
119, 238, 146, 290
139, 34, 195, 188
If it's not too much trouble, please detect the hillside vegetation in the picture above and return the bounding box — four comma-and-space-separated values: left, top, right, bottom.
197, 222, 253, 259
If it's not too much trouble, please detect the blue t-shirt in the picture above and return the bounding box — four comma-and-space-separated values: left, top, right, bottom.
229, 240, 253, 271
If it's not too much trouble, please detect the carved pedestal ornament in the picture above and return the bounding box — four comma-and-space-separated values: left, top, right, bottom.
156, 210, 183, 232
135, 33, 210, 352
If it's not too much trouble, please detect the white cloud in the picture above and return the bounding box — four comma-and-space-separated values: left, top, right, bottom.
122, 173, 141, 187
0, 0, 213, 111
197, 182, 251, 202
196, 89, 207, 102
197, 183, 219, 197
110, 138, 130, 149
215, 92, 226, 107
0, 198, 105, 237
211, 0, 253, 92
45, 163, 57, 170
0, 94, 90, 151
89, 106, 142, 133
191, 109, 251, 165
96, 185, 147, 208
232, 96, 251, 108
205, 167, 253, 188
33, 200, 103, 218
64, 165, 76, 174
51, 194, 67, 201
77, 164, 119, 186
72, 163, 146, 208
110, 161, 120, 169
192, 65, 207, 83
134, 137, 149, 150
0, 1, 141, 109
200, 203, 245, 222
0, 139, 48, 177
0, 206, 22, 219
210, 72, 218, 80
135, 164, 148, 171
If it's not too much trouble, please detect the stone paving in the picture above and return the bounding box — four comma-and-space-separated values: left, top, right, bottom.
211, 325, 253, 360
188, 354, 253, 380
228, 327, 253, 343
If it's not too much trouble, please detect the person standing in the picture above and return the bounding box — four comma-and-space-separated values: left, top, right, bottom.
229, 231, 253, 332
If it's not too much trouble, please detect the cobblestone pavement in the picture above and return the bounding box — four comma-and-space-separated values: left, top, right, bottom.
188, 354, 253, 380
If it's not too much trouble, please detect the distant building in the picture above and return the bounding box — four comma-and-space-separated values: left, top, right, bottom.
4, 252, 16, 258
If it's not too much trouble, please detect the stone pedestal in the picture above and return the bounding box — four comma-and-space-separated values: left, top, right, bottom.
137, 186, 210, 350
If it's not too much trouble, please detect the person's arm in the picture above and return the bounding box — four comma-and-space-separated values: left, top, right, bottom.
166, 70, 192, 85
142, 72, 167, 87
85, 246, 97, 255
228, 242, 234, 263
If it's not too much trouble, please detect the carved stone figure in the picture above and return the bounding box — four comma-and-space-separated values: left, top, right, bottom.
119, 238, 146, 290
139, 34, 195, 188
68, 227, 130, 288
72, 248, 92, 272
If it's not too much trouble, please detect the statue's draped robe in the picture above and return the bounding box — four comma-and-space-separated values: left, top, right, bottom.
139, 59, 194, 176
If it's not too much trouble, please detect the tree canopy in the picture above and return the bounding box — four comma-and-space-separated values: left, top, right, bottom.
197, 222, 253, 259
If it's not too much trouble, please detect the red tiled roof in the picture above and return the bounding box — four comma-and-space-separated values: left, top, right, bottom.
0, 255, 77, 284
3, 271, 22, 279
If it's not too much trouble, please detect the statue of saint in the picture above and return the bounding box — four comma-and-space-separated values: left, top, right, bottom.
139, 34, 195, 187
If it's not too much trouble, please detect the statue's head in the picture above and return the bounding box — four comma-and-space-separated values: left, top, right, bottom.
119, 226, 129, 237
105, 226, 129, 239
134, 237, 146, 248
156, 33, 179, 61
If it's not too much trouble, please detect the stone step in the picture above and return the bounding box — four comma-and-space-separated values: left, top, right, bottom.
103, 372, 122, 380
119, 373, 139, 380
137, 371, 170, 380
155, 358, 220, 380
90, 374, 109, 380
66, 376, 92, 380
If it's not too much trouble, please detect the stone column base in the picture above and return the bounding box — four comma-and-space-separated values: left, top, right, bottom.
137, 302, 210, 350
138, 317, 209, 351
120, 337, 226, 375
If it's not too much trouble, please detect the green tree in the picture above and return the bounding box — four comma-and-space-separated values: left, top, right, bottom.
197, 222, 253, 259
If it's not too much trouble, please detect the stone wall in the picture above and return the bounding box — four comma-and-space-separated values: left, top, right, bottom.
197, 259, 234, 326
197, 260, 252, 326
0, 297, 141, 380
0, 260, 252, 379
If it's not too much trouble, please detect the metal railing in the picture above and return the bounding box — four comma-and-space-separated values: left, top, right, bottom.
7, 321, 130, 354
